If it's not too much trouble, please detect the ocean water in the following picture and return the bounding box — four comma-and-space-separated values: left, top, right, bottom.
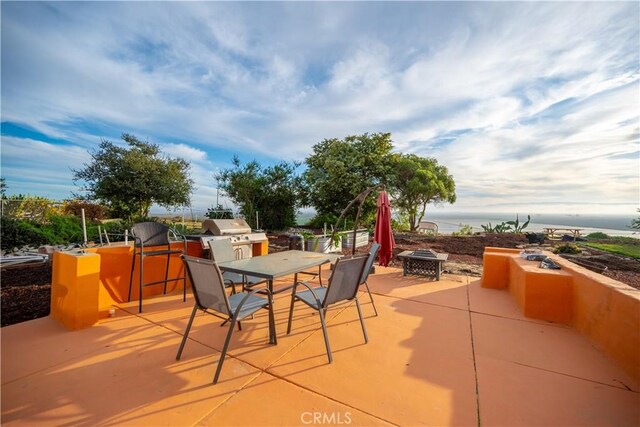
296, 211, 638, 237
423, 213, 638, 237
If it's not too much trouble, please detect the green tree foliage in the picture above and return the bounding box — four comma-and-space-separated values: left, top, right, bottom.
304, 133, 394, 224
389, 154, 456, 231
73, 134, 194, 220
631, 209, 640, 232
216, 157, 304, 231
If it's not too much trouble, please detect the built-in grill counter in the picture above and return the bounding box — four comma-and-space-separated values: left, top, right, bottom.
185, 219, 268, 259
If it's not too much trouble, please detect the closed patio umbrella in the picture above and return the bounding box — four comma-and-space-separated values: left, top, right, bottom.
373, 190, 395, 267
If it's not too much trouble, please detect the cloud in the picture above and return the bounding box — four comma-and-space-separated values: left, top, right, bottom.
1, 1, 638, 214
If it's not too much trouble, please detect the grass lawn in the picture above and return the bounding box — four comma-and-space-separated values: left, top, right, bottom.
582, 242, 640, 259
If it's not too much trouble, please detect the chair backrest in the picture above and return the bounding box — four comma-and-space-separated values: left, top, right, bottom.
418, 221, 438, 234
131, 222, 170, 247
208, 239, 237, 263
360, 242, 380, 285
323, 254, 369, 307
182, 255, 231, 316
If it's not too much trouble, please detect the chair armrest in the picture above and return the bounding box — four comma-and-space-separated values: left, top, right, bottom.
232, 288, 273, 319
168, 228, 187, 242
223, 278, 237, 294
293, 281, 324, 309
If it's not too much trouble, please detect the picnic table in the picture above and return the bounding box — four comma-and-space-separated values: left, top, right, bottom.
543, 228, 584, 239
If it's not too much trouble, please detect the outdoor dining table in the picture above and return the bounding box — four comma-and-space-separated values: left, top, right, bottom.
217, 250, 341, 294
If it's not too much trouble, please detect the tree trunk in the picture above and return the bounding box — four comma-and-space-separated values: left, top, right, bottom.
409, 211, 418, 232
416, 202, 428, 228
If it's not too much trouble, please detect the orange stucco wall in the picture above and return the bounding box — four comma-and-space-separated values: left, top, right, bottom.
51, 252, 102, 329
481, 247, 640, 383
50, 242, 203, 329
85, 241, 202, 304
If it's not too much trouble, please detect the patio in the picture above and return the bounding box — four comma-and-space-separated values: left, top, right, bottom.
2, 266, 639, 426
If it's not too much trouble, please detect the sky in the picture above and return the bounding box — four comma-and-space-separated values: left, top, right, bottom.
1, 1, 639, 216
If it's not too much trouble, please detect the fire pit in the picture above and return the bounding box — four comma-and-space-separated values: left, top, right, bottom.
397, 249, 449, 280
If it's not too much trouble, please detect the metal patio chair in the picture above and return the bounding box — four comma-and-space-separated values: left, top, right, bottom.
176, 255, 276, 384
360, 242, 380, 316
208, 239, 268, 291
128, 222, 186, 313
286, 253, 369, 363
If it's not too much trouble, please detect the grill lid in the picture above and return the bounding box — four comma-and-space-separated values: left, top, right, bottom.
202, 219, 251, 235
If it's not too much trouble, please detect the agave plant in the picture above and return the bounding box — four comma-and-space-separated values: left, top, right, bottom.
506, 214, 531, 233
481, 221, 511, 233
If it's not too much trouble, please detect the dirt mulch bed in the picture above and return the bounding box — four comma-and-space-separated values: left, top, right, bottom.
2, 233, 638, 327
1, 284, 51, 327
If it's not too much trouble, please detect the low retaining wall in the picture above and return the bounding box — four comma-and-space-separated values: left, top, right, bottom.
481, 247, 640, 383
50, 241, 203, 329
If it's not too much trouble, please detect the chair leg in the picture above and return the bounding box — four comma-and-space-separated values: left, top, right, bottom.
176, 305, 198, 360
318, 265, 323, 286
182, 258, 187, 302
213, 317, 236, 384
286, 296, 297, 335
237, 321, 242, 331
268, 295, 277, 345
163, 252, 171, 294
138, 253, 144, 313
355, 296, 368, 343
128, 250, 136, 302
364, 281, 378, 316
318, 308, 333, 363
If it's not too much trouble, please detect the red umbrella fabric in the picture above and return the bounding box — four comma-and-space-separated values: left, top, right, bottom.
373, 190, 395, 267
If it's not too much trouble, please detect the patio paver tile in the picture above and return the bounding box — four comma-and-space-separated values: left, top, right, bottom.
476, 355, 640, 427
118, 283, 354, 371
1, 323, 261, 426
365, 267, 470, 311
197, 371, 393, 426
267, 294, 478, 426
471, 312, 640, 392
2, 307, 153, 385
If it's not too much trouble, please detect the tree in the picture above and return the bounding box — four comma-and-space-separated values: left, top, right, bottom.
0, 178, 6, 198
304, 133, 394, 224
631, 209, 640, 232
73, 134, 194, 220
389, 154, 456, 231
216, 156, 305, 230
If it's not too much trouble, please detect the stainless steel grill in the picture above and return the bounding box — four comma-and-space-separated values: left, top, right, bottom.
202, 219, 251, 235
187, 218, 268, 259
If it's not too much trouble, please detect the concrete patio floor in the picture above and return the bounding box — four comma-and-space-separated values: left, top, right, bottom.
2, 266, 639, 426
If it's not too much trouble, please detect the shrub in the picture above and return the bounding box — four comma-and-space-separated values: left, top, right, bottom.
205, 206, 234, 220
452, 223, 473, 236
586, 232, 610, 240
481, 222, 511, 233
44, 215, 87, 244
1, 214, 112, 250
0, 217, 48, 250
1, 196, 61, 222
62, 200, 108, 221
553, 243, 581, 255
305, 212, 339, 229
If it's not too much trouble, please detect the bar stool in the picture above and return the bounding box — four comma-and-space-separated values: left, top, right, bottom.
128, 222, 186, 313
